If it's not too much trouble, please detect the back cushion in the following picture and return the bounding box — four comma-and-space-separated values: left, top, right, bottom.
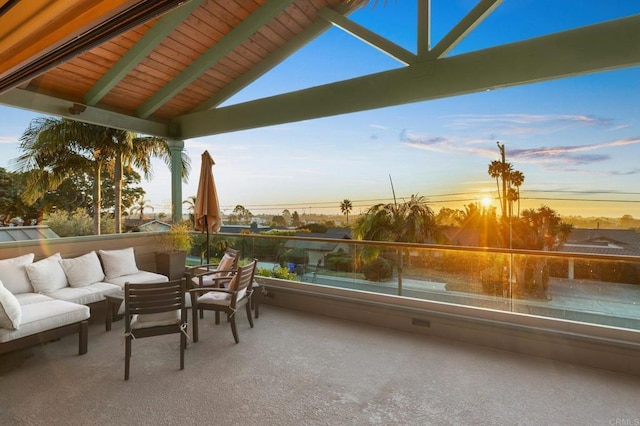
217, 253, 236, 276
26, 253, 68, 293
60, 251, 105, 287
0, 253, 35, 294
99, 247, 139, 279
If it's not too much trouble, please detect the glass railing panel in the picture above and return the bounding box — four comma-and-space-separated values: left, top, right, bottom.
185, 232, 640, 331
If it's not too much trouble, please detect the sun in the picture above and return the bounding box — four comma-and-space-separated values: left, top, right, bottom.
481, 197, 492, 208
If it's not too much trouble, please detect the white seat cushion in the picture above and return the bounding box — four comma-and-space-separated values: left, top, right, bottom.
104, 271, 168, 289
0, 299, 89, 343
131, 311, 180, 329
0, 253, 35, 294
45, 282, 121, 305
197, 288, 247, 306
26, 253, 69, 293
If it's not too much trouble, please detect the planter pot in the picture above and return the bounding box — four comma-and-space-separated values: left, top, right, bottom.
155, 251, 188, 280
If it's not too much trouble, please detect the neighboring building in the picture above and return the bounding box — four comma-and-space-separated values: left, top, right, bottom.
284, 228, 352, 266
561, 228, 640, 257
560, 228, 640, 280
123, 219, 171, 232
0, 225, 60, 242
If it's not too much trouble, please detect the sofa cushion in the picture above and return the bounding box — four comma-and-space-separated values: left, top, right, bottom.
26, 253, 68, 293
0, 280, 21, 329
104, 270, 168, 289
15, 293, 54, 305
46, 282, 120, 305
60, 251, 105, 288
0, 253, 35, 294
0, 299, 89, 344
99, 247, 139, 280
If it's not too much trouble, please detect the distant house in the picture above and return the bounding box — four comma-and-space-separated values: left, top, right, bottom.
561, 228, 640, 257
284, 228, 352, 266
560, 228, 640, 280
138, 220, 172, 232
0, 225, 60, 242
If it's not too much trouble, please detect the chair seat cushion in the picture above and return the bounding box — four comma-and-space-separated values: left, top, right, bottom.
197, 288, 247, 306
131, 311, 180, 329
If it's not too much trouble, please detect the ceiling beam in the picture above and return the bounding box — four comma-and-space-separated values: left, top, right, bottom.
84, 0, 204, 106
428, 0, 502, 59
176, 14, 640, 138
0, 87, 170, 137
135, 0, 297, 118
193, 4, 352, 111
417, 0, 430, 58
318, 7, 416, 65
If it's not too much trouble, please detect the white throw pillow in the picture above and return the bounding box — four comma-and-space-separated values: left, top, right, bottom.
0, 253, 35, 294
26, 253, 68, 293
99, 247, 139, 279
60, 251, 105, 287
0, 280, 21, 329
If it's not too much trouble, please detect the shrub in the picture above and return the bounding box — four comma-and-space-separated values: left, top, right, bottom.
362, 257, 393, 282
281, 248, 308, 265
256, 266, 299, 281
325, 250, 353, 272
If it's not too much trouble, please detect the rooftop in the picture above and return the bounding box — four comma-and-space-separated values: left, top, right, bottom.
1, 304, 638, 424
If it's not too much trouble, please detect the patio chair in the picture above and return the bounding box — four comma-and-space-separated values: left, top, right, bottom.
189, 259, 257, 344
186, 248, 239, 319
124, 279, 187, 380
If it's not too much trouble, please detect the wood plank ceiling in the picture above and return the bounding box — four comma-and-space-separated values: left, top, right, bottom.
0, 0, 362, 137
1, 0, 639, 141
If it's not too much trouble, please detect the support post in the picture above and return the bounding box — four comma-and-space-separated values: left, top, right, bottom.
167, 139, 184, 223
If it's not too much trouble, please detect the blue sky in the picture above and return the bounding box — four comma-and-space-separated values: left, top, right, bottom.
1, 1, 640, 218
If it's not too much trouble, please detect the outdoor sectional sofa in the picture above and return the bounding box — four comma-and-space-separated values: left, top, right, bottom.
0, 247, 167, 356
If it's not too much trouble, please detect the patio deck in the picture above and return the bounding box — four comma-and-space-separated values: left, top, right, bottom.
1, 304, 639, 425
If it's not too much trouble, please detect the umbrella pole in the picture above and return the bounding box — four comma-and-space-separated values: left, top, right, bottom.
204, 216, 210, 263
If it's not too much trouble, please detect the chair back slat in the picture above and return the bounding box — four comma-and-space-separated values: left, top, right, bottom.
229, 259, 257, 292
125, 279, 185, 316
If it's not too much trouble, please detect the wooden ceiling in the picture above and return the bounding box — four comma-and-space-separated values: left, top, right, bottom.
1, 0, 639, 140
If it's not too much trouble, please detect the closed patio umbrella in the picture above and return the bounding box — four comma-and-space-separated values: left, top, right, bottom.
194, 150, 222, 262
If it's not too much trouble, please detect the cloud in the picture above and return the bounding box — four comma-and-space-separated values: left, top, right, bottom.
0, 136, 17, 145
508, 137, 640, 165
445, 113, 613, 135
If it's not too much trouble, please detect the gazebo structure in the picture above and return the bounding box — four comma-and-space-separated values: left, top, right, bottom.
1, 0, 639, 223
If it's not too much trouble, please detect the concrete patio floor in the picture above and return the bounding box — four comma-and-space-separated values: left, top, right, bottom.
1, 304, 639, 425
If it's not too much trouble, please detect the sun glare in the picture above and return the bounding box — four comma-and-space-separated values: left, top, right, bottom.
481, 197, 492, 208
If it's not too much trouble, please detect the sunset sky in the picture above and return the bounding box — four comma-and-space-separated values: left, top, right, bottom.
1, 1, 640, 219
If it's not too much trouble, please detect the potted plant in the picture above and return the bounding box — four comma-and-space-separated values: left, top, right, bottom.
156, 222, 193, 280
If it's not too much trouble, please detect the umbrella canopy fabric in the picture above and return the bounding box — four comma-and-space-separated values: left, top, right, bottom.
194, 151, 222, 233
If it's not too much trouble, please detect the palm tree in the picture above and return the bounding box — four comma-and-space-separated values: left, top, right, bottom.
16, 117, 114, 234
130, 197, 154, 220
15, 117, 191, 235
509, 170, 525, 217
352, 195, 438, 295
183, 195, 196, 226
340, 199, 353, 224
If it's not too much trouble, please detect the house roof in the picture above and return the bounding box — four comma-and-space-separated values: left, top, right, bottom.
1, 1, 639, 141
561, 228, 640, 257
0, 225, 60, 242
